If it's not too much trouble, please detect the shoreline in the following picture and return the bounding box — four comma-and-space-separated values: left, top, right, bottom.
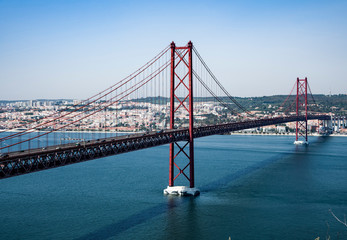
0, 129, 140, 134
2, 130, 347, 137
227, 132, 347, 137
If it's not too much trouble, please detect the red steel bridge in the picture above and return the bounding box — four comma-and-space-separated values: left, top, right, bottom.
0, 42, 330, 192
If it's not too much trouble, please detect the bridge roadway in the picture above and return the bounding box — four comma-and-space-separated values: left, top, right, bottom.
0, 114, 330, 179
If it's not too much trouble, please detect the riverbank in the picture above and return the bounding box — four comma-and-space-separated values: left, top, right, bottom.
1, 129, 140, 134
227, 132, 347, 137
3, 129, 347, 137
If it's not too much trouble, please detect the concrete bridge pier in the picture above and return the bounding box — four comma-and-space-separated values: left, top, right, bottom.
322, 117, 333, 133
332, 115, 347, 132
332, 115, 338, 132
338, 116, 341, 132
328, 117, 333, 129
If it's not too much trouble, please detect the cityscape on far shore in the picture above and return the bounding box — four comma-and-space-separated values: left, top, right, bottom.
1, 94, 346, 135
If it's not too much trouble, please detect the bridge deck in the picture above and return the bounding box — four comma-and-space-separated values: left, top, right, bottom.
0, 115, 330, 179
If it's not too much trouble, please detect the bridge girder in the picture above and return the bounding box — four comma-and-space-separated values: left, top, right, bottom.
0, 114, 329, 179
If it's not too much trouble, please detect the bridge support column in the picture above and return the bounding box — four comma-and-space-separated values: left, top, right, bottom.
337, 116, 341, 132
164, 41, 199, 196
332, 115, 336, 132
294, 77, 309, 145
328, 116, 333, 132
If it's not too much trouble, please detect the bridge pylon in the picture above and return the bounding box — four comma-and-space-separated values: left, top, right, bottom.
163, 41, 200, 196
294, 77, 309, 145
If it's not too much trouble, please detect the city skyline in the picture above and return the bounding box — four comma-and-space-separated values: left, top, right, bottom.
1, 0, 347, 100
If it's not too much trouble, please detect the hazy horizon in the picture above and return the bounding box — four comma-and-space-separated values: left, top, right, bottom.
1, 93, 344, 102
1, 0, 346, 100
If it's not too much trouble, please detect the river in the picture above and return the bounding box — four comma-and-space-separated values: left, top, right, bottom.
0, 135, 346, 239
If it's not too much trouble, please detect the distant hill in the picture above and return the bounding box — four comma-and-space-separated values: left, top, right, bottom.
232, 94, 347, 114
130, 94, 347, 114
0, 99, 73, 104
1, 95, 346, 114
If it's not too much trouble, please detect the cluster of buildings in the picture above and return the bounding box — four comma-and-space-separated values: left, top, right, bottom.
0, 100, 233, 132
0, 99, 345, 135
0, 100, 56, 108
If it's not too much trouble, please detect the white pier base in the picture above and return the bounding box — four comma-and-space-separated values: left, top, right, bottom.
163, 186, 200, 196
294, 140, 309, 145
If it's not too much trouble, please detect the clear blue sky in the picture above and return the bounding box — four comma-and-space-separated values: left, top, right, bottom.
1, 0, 346, 100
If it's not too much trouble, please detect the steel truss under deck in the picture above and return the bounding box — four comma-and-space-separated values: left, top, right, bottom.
0, 114, 330, 179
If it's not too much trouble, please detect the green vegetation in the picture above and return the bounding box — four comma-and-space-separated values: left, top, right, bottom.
1, 94, 346, 115
223, 94, 347, 115
126, 94, 347, 114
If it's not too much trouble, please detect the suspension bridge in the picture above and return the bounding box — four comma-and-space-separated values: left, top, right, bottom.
0, 41, 330, 195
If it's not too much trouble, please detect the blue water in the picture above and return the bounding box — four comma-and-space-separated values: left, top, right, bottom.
0, 135, 346, 239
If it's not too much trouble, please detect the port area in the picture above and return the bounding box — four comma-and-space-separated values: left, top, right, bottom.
294, 140, 309, 145
163, 186, 200, 196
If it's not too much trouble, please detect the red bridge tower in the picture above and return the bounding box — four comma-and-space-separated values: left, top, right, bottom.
163, 41, 200, 196
294, 77, 309, 145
